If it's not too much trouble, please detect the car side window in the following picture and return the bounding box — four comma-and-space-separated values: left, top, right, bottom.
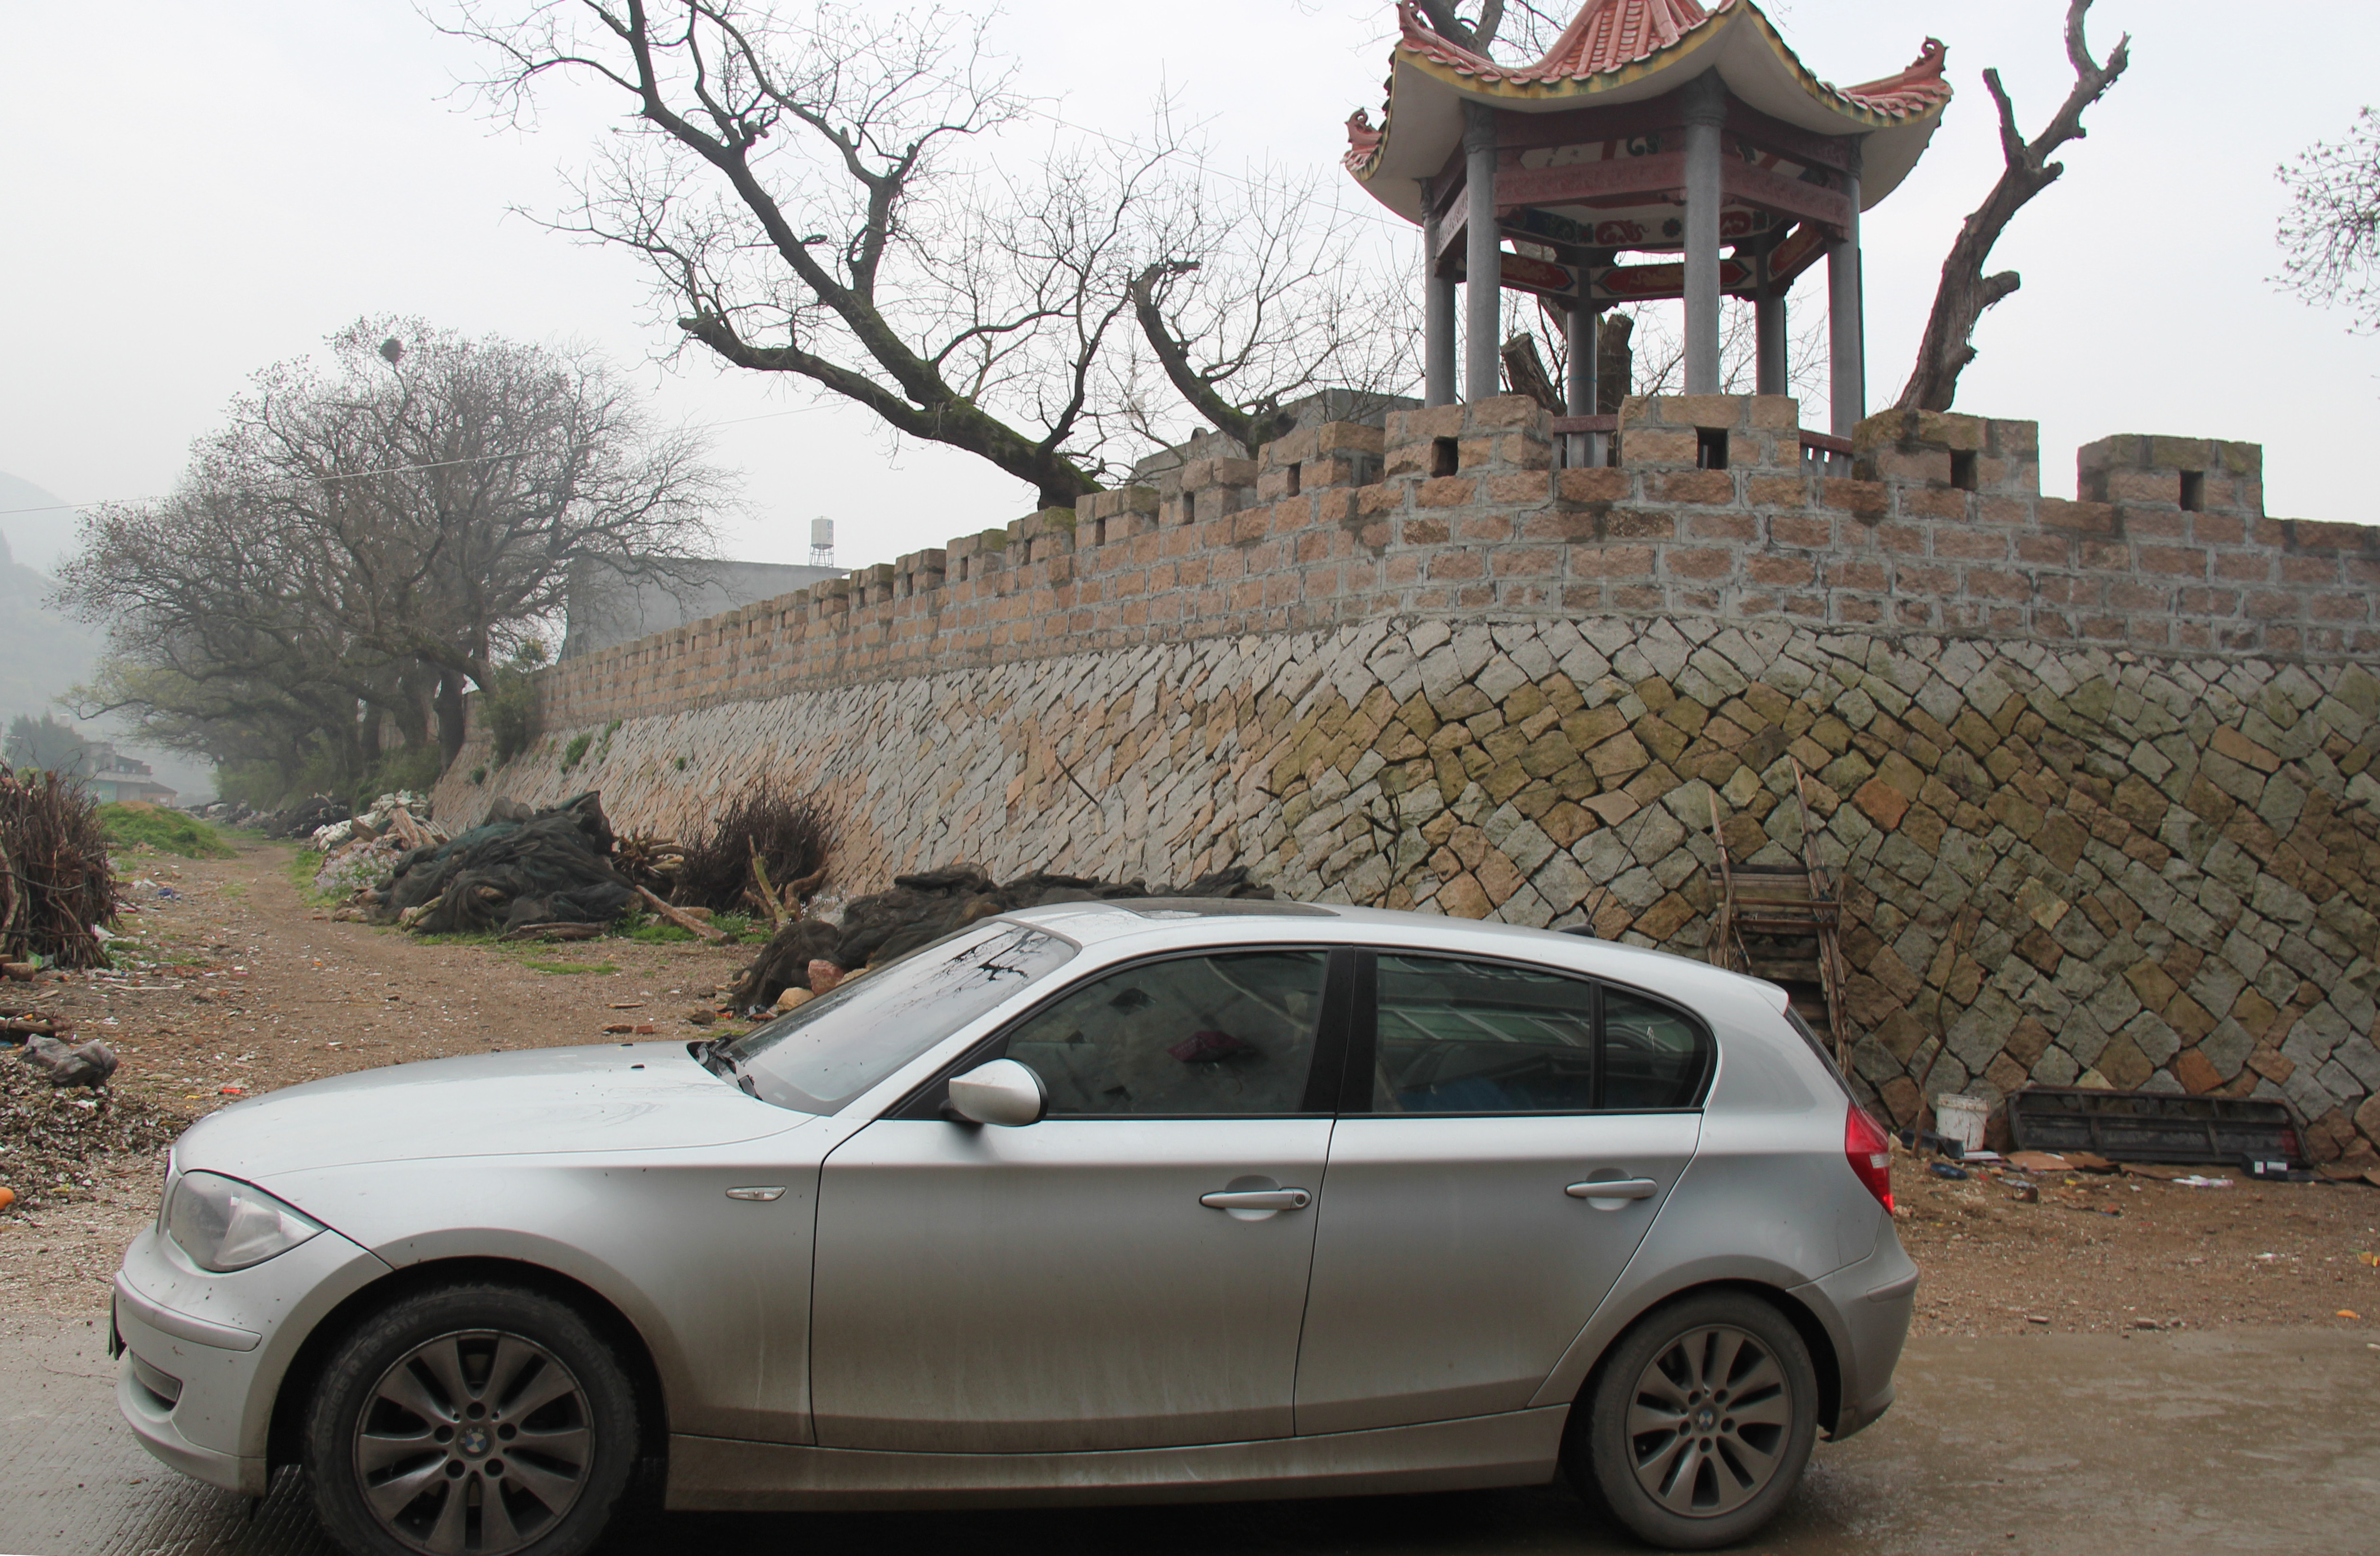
999, 951, 1329, 1116
1372, 955, 1597, 1113
1369, 955, 1712, 1114
1600, 987, 1712, 1110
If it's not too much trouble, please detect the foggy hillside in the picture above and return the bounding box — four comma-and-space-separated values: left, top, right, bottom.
0, 474, 214, 800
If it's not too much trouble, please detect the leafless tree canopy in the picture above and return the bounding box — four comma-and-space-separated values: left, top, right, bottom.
1896, 0, 2128, 413
55, 319, 723, 792
2276, 107, 2380, 334
440, 1, 1416, 505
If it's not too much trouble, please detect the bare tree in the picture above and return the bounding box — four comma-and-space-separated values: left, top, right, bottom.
57, 319, 724, 784
441, 2, 1420, 502
1127, 159, 1418, 454
1896, 0, 2129, 413
2276, 108, 2380, 333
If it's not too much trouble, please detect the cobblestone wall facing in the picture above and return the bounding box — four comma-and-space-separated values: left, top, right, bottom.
435, 619, 2380, 1168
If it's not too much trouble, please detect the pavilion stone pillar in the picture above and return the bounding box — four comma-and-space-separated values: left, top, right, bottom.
1566, 286, 1599, 467
1463, 101, 1502, 401
1754, 250, 1787, 396
1423, 199, 1457, 407
1829, 139, 1866, 438
1681, 72, 1727, 396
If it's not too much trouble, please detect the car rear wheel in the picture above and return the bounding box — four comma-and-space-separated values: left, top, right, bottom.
1568, 1290, 1819, 1550
304, 1283, 638, 1556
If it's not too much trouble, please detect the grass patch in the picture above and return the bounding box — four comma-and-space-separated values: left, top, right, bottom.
100, 803, 236, 859
215, 881, 248, 900
617, 910, 752, 944
522, 960, 619, 975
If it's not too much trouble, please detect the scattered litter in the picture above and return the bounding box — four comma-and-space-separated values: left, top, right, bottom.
2006, 1150, 2071, 1172
2025, 1314, 2049, 1325
2358, 1252, 2380, 1268
2341, 1310, 2363, 1320
2010, 1184, 2040, 1204
2172, 1175, 2233, 1189
1929, 1162, 1968, 1180
602, 1023, 635, 1034
217, 1085, 242, 1096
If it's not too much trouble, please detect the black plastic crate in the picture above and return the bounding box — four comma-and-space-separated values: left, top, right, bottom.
2004, 1086, 2307, 1167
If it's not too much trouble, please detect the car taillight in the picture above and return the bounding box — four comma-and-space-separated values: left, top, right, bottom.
1844, 1105, 1894, 1215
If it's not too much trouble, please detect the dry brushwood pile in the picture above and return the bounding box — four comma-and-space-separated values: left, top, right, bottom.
732, 864, 1274, 1011
0, 1059, 187, 1214
373, 791, 639, 935
0, 762, 119, 971
671, 782, 832, 918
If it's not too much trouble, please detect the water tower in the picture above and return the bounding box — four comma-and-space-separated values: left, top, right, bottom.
809, 517, 835, 568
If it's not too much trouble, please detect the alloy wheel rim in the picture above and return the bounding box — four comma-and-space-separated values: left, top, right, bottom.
351, 1329, 594, 1555
1624, 1322, 1793, 1519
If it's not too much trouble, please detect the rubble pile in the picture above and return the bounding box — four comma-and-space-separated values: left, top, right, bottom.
373, 792, 637, 935
731, 863, 1271, 1012
0, 1057, 185, 1215
0, 761, 119, 971
311, 791, 450, 900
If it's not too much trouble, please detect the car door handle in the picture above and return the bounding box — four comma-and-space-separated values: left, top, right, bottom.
1566, 1178, 1660, 1200
1200, 1188, 1312, 1211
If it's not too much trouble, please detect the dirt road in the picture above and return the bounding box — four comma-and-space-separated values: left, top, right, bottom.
0, 836, 752, 1315
3, 1315, 2374, 1556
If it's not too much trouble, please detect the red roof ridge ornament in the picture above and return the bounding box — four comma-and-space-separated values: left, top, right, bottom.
1837, 36, 1951, 117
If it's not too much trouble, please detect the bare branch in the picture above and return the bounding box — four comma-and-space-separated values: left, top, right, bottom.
1897, 0, 2129, 412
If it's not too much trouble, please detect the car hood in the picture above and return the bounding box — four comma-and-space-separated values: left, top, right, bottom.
171, 1042, 805, 1179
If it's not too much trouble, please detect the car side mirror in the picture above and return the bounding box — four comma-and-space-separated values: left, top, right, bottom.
946, 1058, 1047, 1127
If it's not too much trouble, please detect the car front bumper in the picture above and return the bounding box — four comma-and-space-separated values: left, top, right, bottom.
112, 1223, 391, 1495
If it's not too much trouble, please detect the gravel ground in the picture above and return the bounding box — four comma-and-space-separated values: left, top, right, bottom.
5, 835, 2377, 1341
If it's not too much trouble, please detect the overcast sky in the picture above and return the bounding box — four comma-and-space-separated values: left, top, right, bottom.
3, 0, 2373, 580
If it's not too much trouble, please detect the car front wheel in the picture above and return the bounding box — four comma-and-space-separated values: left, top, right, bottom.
304, 1283, 639, 1556
1568, 1290, 1820, 1550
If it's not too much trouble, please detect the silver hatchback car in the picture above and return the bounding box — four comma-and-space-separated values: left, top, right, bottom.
114, 900, 1914, 1554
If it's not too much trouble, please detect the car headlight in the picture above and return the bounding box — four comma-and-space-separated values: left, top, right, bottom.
164, 1171, 324, 1272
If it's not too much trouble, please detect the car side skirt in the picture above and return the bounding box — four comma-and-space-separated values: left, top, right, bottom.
664, 1405, 1569, 1511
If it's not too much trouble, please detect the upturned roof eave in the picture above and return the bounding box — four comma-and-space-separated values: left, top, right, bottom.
1347, 0, 1950, 225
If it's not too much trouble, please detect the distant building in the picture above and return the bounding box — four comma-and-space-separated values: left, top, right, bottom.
561, 556, 849, 659
82, 743, 176, 805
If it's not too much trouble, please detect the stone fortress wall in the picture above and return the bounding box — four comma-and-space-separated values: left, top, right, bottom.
433, 394, 2380, 1167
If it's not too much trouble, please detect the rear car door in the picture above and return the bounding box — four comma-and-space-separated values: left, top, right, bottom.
1293, 953, 1709, 1435
809, 946, 1351, 1452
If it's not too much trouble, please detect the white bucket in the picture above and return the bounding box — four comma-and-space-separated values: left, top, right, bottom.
1934, 1093, 1989, 1153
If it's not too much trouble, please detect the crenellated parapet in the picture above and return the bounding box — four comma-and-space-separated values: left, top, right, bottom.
525, 394, 2380, 733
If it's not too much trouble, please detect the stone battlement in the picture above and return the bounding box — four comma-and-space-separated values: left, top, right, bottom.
529, 394, 2379, 732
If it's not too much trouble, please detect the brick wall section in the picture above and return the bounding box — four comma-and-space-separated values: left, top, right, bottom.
527, 395, 2380, 731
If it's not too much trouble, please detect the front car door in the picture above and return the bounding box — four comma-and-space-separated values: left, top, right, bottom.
809, 946, 1351, 1453
1294, 952, 1710, 1435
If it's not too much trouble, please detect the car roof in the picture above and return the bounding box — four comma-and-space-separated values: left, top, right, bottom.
996, 899, 1792, 1016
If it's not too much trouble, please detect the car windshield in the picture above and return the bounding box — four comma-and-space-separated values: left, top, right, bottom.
716, 922, 1075, 1115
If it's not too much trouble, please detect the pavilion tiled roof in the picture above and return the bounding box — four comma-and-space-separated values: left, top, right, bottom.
1384, 0, 1950, 122
1346, 0, 1953, 220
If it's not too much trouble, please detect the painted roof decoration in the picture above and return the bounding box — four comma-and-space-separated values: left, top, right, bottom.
1346, 0, 1952, 224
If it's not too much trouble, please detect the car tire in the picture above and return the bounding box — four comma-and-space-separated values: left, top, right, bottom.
1566, 1290, 1819, 1551
304, 1283, 639, 1556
